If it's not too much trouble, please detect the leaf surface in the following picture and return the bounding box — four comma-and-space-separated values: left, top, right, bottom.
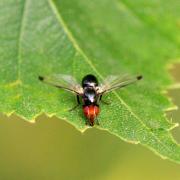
0, 0, 180, 163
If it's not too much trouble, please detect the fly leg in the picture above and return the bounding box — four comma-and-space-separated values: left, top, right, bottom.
99, 95, 110, 105
69, 95, 80, 111
85, 120, 89, 126
96, 118, 100, 125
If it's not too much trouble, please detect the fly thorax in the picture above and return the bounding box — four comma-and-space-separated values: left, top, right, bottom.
83, 88, 97, 105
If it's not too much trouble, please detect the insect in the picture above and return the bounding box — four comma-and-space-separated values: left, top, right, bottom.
39, 74, 142, 126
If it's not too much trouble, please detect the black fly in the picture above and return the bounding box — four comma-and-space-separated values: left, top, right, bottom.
39, 74, 142, 126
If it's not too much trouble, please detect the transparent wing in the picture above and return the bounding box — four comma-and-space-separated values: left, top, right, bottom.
39, 74, 83, 95
97, 74, 142, 94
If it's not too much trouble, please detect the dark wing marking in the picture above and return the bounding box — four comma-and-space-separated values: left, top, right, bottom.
39, 74, 83, 95
97, 75, 142, 94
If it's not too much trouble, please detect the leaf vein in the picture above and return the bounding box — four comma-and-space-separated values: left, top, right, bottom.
17, 0, 28, 85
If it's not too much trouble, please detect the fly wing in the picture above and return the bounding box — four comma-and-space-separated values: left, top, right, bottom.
39, 74, 83, 95
97, 74, 142, 94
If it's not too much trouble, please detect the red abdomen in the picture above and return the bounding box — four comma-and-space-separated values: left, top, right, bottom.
83, 105, 100, 126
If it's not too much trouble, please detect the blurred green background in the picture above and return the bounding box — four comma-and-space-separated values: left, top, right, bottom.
0, 66, 179, 180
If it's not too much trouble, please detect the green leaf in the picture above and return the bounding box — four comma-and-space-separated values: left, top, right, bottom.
0, 0, 180, 163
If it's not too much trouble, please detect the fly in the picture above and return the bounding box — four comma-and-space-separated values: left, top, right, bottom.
39, 74, 142, 126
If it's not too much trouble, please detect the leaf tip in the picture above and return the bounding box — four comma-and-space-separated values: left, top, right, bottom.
170, 122, 179, 130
